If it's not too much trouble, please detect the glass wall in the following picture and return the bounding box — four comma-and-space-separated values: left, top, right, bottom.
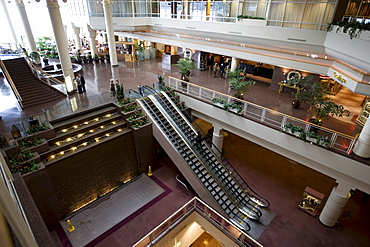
72, 0, 338, 30
343, 0, 370, 23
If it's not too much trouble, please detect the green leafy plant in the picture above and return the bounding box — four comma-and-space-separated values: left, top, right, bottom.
158, 75, 165, 86
9, 150, 35, 166
293, 76, 350, 121
135, 43, 144, 52
19, 136, 43, 150
327, 21, 370, 39
29, 52, 40, 64
176, 57, 195, 82
227, 69, 255, 99
26, 122, 50, 135
118, 98, 134, 106
127, 111, 144, 121
211, 98, 226, 105
10, 158, 40, 174
132, 117, 149, 128
123, 104, 138, 113
227, 103, 243, 114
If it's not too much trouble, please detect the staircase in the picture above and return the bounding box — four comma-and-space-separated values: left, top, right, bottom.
2, 58, 67, 108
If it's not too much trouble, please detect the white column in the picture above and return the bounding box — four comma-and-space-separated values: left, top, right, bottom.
319, 181, 352, 227
46, 0, 75, 93
15, 0, 37, 52
87, 24, 98, 57
71, 22, 82, 52
212, 124, 224, 157
230, 57, 240, 71
102, 0, 118, 66
353, 118, 370, 158
1, 0, 18, 44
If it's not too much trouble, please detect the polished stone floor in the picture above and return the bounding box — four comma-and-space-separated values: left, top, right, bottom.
1, 57, 369, 247
0, 56, 364, 138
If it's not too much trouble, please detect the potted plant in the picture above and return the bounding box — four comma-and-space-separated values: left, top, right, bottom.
227, 69, 255, 99
135, 44, 144, 61
29, 51, 41, 65
105, 53, 110, 63
18, 135, 49, 153
158, 75, 165, 86
176, 57, 196, 83
293, 76, 350, 124
100, 54, 105, 62
228, 102, 243, 114
211, 98, 226, 107
94, 54, 99, 62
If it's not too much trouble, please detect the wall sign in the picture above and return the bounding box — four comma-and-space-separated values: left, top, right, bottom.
333, 72, 347, 84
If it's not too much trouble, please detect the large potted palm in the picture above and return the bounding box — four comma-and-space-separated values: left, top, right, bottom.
227, 69, 255, 99
176, 57, 195, 83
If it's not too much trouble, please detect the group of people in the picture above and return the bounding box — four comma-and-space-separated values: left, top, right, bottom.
75, 74, 86, 94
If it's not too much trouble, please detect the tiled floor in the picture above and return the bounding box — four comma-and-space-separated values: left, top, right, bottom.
1, 57, 370, 247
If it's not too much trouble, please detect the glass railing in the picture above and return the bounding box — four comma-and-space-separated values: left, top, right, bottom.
132, 197, 263, 247
168, 77, 357, 155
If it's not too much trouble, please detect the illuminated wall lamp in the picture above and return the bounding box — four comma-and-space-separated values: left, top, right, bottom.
73, 125, 78, 129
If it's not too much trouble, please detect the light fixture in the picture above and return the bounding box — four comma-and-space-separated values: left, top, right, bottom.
60, 151, 64, 155
106, 133, 110, 136
66, 138, 73, 142
62, 129, 68, 132
94, 118, 99, 121
82, 142, 88, 146
77, 133, 84, 138
95, 138, 100, 142
118, 129, 122, 132
90, 129, 94, 133
100, 126, 104, 129
84, 121, 89, 125
51, 155, 55, 159
105, 114, 111, 117
71, 147, 77, 151
112, 121, 116, 124
56, 142, 61, 146
73, 125, 78, 129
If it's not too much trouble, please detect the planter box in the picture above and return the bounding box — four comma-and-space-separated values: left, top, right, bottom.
213, 102, 225, 108
21, 138, 50, 154
132, 122, 151, 131
22, 162, 45, 178
239, 19, 267, 26
33, 127, 56, 140
229, 108, 243, 115
306, 137, 317, 143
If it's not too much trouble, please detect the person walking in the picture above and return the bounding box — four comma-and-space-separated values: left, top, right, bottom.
79, 74, 86, 92
76, 74, 83, 94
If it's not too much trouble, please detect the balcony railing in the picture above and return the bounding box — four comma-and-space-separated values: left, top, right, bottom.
168, 77, 357, 155
133, 197, 263, 247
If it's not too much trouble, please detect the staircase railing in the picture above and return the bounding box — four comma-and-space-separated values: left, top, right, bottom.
23, 57, 68, 95
0, 59, 23, 108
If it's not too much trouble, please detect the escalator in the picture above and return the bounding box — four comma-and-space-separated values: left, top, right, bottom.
138, 94, 252, 231
149, 93, 269, 217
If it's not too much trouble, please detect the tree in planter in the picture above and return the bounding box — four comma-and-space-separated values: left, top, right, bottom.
176, 57, 196, 82
158, 75, 165, 86
293, 76, 350, 125
227, 69, 255, 99
29, 52, 41, 65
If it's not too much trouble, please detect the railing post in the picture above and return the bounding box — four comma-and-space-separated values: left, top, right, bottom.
281, 116, 287, 129
198, 87, 202, 98
330, 133, 338, 149
347, 137, 356, 155
212, 92, 215, 100
186, 84, 189, 94
47, 77, 50, 85
304, 122, 311, 132
261, 109, 266, 122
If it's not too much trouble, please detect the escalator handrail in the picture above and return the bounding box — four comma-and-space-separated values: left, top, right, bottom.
156, 88, 270, 208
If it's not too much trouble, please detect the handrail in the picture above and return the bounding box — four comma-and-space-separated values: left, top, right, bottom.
0, 59, 23, 108
168, 77, 357, 155
175, 174, 189, 195
132, 197, 263, 247
24, 57, 68, 95
156, 90, 269, 210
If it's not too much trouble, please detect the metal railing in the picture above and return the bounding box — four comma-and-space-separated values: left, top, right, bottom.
168, 77, 357, 155
132, 197, 263, 247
